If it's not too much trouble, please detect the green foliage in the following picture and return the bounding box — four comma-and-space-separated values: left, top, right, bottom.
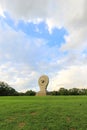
69, 88, 79, 95
0, 81, 18, 96
58, 88, 69, 95
25, 90, 36, 96
0, 81, 36, 96
48, 87, 87, 96
47, 91, 59, 96
0, 81, 87, 96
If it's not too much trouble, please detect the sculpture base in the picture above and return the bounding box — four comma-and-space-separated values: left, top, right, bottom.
36, 91, 47, 96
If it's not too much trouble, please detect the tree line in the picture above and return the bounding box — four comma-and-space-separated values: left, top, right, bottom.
0, 81, 36, 96
0, 81, 87, 96
48, 87, 87, 96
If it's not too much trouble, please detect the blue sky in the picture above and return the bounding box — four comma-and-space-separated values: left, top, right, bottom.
1, 12, 67, 47
0, 0, 87, 92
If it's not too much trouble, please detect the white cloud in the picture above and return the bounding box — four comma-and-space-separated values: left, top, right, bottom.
0, 0, 85, 26
0, 21, 42, 91
0, 4, 4, 16
0, 20, 60, 92
0, 0, 87, 91
61, 23, 87, 52
0, 62, 39, 92
0, 0, 86, 52
49, 65, 87, 91
0, 0, 50, 20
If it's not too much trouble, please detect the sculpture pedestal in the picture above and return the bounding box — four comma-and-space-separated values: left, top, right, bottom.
36, 91, 47, 96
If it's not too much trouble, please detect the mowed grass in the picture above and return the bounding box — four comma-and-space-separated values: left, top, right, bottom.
0, 96, 87, 130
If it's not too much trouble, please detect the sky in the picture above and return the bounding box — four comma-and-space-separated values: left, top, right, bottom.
0, 0, 87, 92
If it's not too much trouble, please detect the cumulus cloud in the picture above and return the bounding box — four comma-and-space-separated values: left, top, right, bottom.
49, 65, 87, 91
60, 0, 87, 52
0, 0, 87, 91
0, 4, 3, 16
0, 0, 86, 51
0, 20, 61, 91
0, 0, 85, 25
0, 0, 51, 20
0, 62, 39, 92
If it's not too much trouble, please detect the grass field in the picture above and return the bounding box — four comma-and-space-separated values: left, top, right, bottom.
0, 96, 87, 130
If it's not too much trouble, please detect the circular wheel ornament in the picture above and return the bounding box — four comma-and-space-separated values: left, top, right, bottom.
38, 75, 49, 91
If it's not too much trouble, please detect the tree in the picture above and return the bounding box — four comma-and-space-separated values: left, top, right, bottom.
68, 88, 80, 95
58, 88, 68, 95
25, 90, 36, 96
0, 81, 18, 96
79, 89, 87, 95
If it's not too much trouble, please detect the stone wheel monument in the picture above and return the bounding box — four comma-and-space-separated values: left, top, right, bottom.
36, 75, 49, 96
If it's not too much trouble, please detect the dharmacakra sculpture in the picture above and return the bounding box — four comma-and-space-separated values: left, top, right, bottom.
36, 75, 49, 96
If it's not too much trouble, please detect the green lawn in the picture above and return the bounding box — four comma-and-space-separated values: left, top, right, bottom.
0, 96, 87, 130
